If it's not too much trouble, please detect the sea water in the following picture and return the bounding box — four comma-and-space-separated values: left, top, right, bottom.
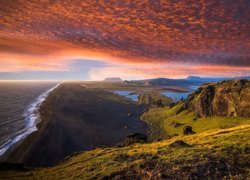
113, 90, 138, 101
0, 81, 58, 156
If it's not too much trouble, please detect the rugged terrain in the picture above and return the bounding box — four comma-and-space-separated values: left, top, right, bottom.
185, 79, 250, 117
0, 79, 249, 179
142, 80, 250, 138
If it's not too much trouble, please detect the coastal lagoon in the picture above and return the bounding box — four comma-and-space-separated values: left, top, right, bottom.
160, 91, 190, 102
113, 90, 138, 101
114, 87, 200, 103
160, 85, 199, 102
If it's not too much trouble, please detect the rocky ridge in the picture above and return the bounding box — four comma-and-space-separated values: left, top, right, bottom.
184, 79, 250, 117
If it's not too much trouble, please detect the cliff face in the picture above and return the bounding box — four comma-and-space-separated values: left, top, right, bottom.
185, 79, 250, 117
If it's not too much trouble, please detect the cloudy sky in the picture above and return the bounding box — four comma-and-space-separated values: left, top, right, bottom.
0, 0, 249, 80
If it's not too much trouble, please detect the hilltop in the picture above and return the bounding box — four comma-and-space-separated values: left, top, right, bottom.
103, 77, 123, 82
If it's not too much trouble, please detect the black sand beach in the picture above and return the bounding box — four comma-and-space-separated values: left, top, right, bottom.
5, 83, 148, 166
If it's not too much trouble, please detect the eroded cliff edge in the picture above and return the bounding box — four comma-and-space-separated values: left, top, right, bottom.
184, 79, 249, 117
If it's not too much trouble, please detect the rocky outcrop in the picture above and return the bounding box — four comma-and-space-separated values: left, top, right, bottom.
185, 79, 250, 117
183, 126, 195, 135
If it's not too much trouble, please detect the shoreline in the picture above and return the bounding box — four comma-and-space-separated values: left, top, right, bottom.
3, 83, 148, 166
0, 83, 60, 159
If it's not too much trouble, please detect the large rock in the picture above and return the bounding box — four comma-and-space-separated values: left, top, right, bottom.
183, 126, 195, 135
185, 79, 250, 117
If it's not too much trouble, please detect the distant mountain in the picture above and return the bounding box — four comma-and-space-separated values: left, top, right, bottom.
186, 76, 202, 80
103, 77, 123, 82
125, 78, 192, 87
187, 76, 250, 82
125, 76, 250, 89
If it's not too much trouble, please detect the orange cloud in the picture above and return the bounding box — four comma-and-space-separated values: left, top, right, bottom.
0, 0, 249, 78
89, 64, 250, 80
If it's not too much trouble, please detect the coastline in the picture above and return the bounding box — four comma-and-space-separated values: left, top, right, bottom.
0, 83, 60, 161
2, 83, 148, 166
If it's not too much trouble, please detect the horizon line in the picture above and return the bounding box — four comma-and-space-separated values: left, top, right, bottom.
0, 75, 249, 82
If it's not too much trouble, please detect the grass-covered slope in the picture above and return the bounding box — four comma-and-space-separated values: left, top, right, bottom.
142, 102, 250, 138
138, 91, 173, 106
142, 79, 250, 138
1, 79, 249, 179
1, 124, 249, 179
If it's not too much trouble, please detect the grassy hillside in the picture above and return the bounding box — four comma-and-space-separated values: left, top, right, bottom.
1, 124, 249, 179
138, 91, 173, 106
1, 80, 249, 179
142, 80, 250, 139
142, 102, 250, 138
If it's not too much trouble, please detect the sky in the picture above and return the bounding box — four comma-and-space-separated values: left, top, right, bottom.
0, 0, 249, 80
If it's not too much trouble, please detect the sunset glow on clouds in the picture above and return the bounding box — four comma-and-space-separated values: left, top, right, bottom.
0, 0, 249, 80
89, 64, 250, 80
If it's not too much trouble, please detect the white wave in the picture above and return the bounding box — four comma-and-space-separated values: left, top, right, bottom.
0, 83, 60, 157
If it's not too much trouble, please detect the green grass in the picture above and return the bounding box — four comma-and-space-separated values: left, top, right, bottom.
141, 102, 250, 136
1, 124, 249, 179
138, 91, 173, 105
1, 82, 249, 179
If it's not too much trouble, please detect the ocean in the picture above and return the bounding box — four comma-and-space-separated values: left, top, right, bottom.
0, 81, 58, 156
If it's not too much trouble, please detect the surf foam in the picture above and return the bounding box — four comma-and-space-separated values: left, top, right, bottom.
0, 83, 60, 156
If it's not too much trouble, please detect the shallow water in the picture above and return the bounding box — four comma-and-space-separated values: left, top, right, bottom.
161, 85, 199, 102
160, 91, 190, 102
113, 90, 138, 101
0, 81, 58, 156
189, 85, 200, 91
